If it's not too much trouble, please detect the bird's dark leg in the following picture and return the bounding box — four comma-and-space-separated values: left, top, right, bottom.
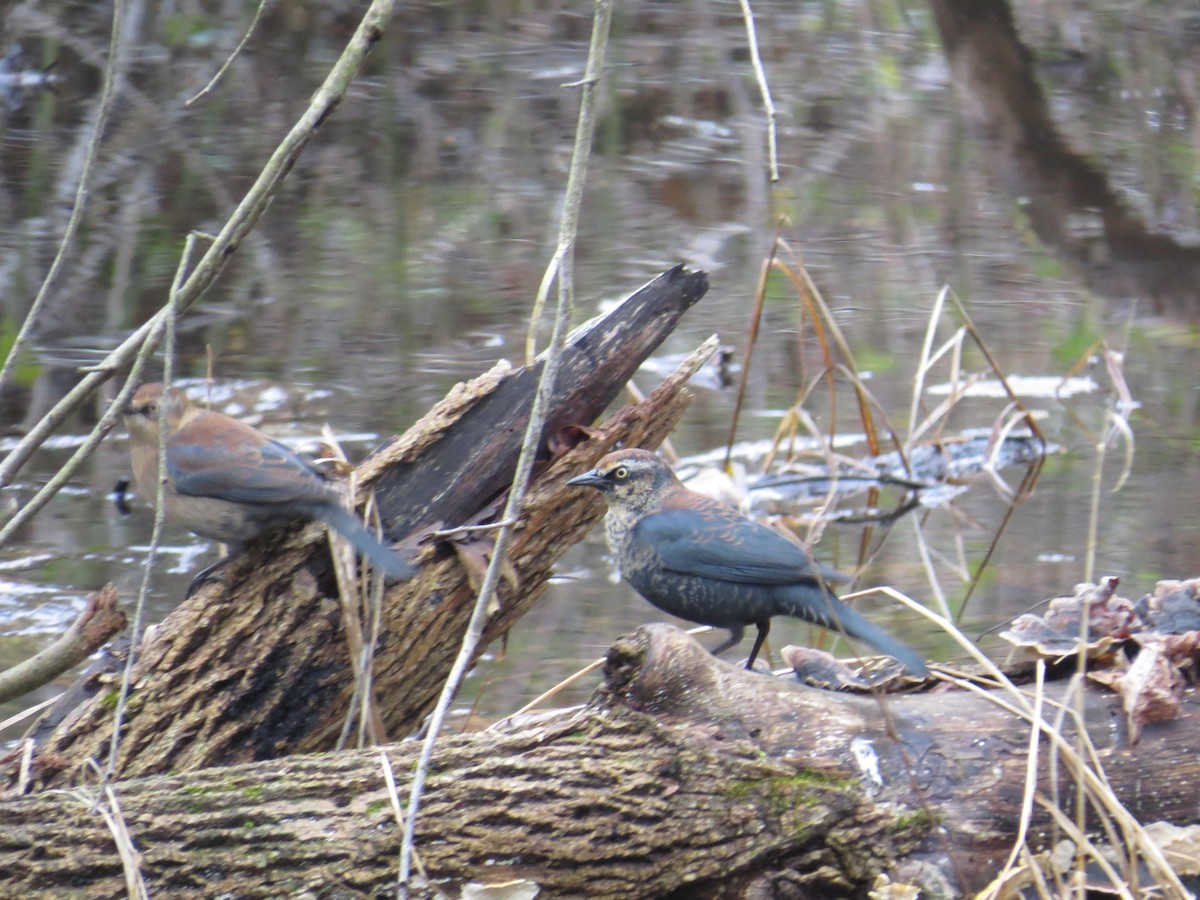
745, 620, 771, 669
708, 625, 744, 657
185, 550, 236, 598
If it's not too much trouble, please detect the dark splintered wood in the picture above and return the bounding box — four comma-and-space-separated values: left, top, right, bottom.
371, 264, 709, 540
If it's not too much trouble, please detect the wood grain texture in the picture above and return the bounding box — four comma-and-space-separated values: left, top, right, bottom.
23, 267, 711, 786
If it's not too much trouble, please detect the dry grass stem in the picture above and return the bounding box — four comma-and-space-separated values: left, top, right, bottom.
491, 658, 606, 729
0, 694, 61, 734
320, 426, 389, 749
379, 751, 435, 893
80, 785, 151, 900
980, 662, 1047, 898
16, 738, 34, 796
895, 592, 1187, 896
725, 249, 776, 470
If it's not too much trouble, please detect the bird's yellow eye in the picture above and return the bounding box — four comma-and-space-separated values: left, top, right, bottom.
613, 466, 629, 480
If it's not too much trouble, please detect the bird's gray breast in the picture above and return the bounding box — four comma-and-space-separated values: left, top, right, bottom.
603, 507, 637, 578
604, 509, 716, 624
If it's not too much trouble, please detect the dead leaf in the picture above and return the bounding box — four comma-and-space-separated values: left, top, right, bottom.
1108, 638, 1183, 742
782, 645, 917, 690
451, 537, 519, 616
1139, 579, 1200, 634
998, 577, 1135, 660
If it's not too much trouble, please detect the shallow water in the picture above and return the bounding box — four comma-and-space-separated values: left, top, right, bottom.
2, 0, 1199, 740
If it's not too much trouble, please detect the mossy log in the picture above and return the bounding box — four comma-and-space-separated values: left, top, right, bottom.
3, 626, 1195, 898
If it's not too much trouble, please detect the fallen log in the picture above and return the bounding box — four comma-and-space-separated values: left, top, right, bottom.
1, 625, 1191, 898
21, 266, 709, 786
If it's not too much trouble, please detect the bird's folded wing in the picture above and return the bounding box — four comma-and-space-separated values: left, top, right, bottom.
167, 421, 328, 504
634, 508, 831, 586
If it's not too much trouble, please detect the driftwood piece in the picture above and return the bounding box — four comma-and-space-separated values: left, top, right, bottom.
364, 264, 712, 540
2, 625, 1192, 898
23, 267, 709, 786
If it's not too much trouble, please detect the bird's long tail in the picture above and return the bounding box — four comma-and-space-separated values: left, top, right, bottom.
316, 503, 418, 580
785, 587, 928, 676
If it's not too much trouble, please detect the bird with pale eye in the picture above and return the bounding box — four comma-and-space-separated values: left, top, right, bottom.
123, 382, 416, 596
567, 448, 927, 676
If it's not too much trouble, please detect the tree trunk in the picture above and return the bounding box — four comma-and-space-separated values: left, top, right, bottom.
1, 625, 1191, 898
22, 267, 710, 786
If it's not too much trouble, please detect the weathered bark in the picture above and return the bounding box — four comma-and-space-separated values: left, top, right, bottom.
24, 267, 710, 786
1, 625, 1192, 898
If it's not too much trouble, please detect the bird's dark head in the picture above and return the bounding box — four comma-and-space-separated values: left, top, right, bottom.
566, 448, 679, 511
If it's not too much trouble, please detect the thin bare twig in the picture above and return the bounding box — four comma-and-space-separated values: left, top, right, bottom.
738, 0, 779, 182
0, 585, 126, 705
185, 0, 270, 107
0, 346, 155, 549
0, 0, 398, 494
0, 0, 128, 395
105, 232, 189, 782
398, 1, 614, 890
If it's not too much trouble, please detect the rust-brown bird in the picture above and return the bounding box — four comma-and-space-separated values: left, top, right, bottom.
124, 383, 415, 593
567, 448, 927, 675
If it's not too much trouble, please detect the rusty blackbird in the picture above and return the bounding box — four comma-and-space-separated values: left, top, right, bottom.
124, 383, 416, 592
567, 449, 927, 675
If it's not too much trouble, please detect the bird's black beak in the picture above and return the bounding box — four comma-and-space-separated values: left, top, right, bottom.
566, 469, 605, 489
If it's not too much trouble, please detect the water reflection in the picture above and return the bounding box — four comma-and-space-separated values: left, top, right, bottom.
2, 0, 1199, 737
932, 0, 1200, 318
